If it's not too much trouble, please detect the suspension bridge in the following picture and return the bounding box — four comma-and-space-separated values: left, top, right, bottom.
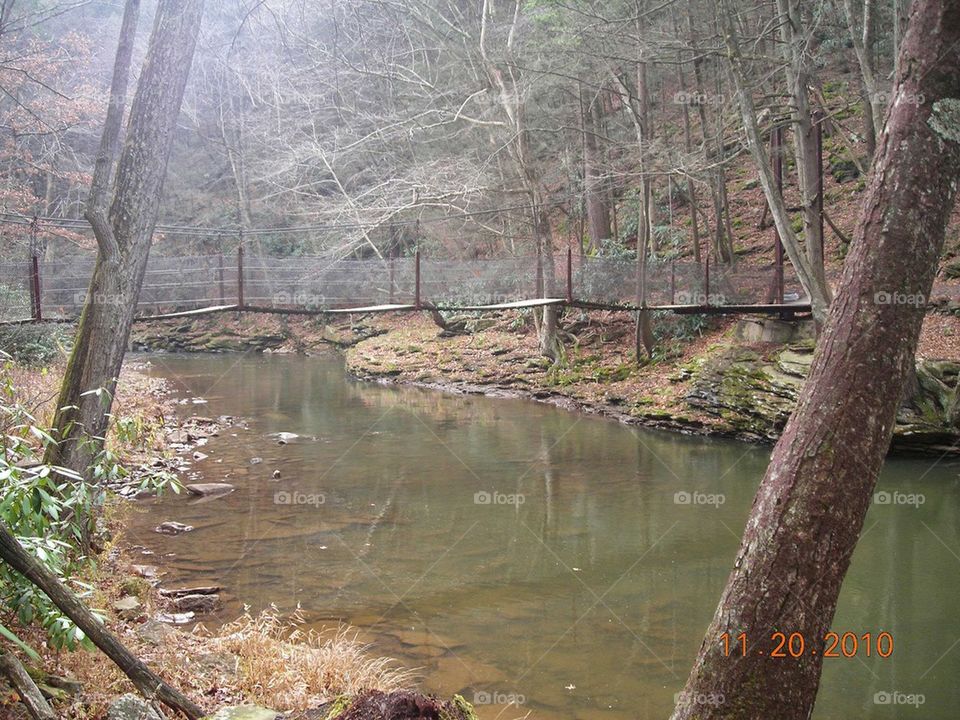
0, 246, 813, 326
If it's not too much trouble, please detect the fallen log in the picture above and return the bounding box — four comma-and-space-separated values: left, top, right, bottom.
0, 520, 205, 719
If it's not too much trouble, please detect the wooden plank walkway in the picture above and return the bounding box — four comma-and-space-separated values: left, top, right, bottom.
433, 298, 567, 312
1, 298, 814, 327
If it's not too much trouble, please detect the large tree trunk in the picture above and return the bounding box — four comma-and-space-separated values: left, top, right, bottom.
671, 2, 960, 718
45, 0, 205, 486
582, 93, 610, 252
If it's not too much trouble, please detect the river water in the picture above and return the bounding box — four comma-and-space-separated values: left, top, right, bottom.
126, 352, 960, 720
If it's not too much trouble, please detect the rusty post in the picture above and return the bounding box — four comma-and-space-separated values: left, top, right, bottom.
30, 255, 41, 321
566, 246, 573, 303
704, 254, 711, 307
414, 249, 421, 309
670, 260, 676, 305
237, 242, 245, 308
389, 254, 396, 304
217, 250, 225, 304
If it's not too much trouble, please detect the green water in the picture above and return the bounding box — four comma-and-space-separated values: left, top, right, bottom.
127, 352, 960, 720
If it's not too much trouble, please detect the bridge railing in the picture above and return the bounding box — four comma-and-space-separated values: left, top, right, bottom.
0, 249, 810, 321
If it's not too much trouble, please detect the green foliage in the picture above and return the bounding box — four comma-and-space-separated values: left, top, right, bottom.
653, 310, 711, 343
594, 235, 636, 260
1, 377, 99, 652
0, 356, 177, 654
0, 324, 71, 366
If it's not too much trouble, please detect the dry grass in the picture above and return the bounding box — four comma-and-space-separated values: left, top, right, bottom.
42, 601, 409, 718
199, 608, 411, 710
1, 357, 170, 459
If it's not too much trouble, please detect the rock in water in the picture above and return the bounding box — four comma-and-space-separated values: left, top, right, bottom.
108, 694, 162, 720
131, 564, 159, 579
171, 593, 221, 613
155, 521, 194, 535
155, 611, 195, 625
185, 483, 235, 497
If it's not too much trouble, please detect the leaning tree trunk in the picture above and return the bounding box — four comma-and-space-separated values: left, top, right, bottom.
45, 0, 205, 485
776, 0, 826, 290
0, 520, 204, 718
671, 2, 960, 718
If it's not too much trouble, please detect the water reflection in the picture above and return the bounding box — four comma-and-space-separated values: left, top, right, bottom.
127, 353, 960, 719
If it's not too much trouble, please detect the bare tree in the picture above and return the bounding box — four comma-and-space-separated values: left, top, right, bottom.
45, 0, 206, 500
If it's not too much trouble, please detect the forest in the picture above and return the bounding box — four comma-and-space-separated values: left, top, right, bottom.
0, 0, 959, 719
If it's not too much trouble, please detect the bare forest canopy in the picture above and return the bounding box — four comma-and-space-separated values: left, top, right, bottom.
0, 0, 904, 262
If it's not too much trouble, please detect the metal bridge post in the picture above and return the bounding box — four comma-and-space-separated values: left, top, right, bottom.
414, 249, 421, 309
704, 254, 710, 308
389, 254, 396, 304
670, 260, 676, 305
30, 255, 41, 322
237, 242, 245, 309
28, 217, 41, 321
217, 249, 225, 304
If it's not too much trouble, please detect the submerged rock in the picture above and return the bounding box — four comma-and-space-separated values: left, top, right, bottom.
155, 611, 195, 624
169, 593, 221, 613
323, 690, 478, 720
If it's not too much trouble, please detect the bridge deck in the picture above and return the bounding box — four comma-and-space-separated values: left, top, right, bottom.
1, 298, 813, 326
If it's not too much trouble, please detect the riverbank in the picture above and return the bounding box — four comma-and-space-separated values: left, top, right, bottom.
130, 306, 960, 455
0, 360, 419, 719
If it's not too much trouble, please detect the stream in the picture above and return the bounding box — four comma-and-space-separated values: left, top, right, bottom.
125, 352, 960, 719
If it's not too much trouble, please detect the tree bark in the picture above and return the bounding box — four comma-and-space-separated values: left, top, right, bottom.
45, 0, 206, 487
0, 652, 55, 720
0, 521, 205, 718
581, 91, 610, 252
671, 2, 960, 717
